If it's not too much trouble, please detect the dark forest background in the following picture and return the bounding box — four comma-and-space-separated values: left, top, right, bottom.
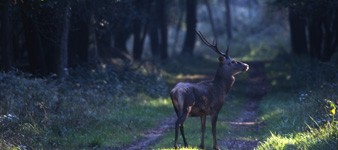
1, 0, 337, 77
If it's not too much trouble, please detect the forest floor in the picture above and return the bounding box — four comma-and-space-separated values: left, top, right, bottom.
123, 61, 268, 150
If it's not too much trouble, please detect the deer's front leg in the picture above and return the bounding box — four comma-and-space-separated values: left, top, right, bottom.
211, 114, 220, 150
199, 115, 206, 149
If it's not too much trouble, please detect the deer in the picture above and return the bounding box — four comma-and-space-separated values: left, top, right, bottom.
170, 31, 249, 150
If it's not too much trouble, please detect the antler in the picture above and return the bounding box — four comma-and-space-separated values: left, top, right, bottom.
195, 30, 230, 58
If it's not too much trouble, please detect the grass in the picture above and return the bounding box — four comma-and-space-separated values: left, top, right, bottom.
58, 95, 173, 149
256, 55, 338, 149
0, 65, 172, 149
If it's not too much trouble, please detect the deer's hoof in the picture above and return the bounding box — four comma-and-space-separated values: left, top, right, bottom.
174, 144, 178, 149
213, 145, 220, 150
199, 144, 205, 149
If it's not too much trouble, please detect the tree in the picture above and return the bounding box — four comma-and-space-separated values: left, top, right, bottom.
68, 1, 90, 67
149, 0, 168, 59
275, 0, 338, 61
203, 0, 217, 41
20, 0, 47, 75
224, 0, 232, 40
58, 1, 71, 80
288, 5, 308, 55
0, 0, 14, 71
181, 0, 197, 55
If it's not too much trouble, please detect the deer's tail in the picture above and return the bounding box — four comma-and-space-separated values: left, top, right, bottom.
170, 88, 185, 117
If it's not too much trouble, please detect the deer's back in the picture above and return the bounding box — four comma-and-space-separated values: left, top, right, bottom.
170, 81, 215, 116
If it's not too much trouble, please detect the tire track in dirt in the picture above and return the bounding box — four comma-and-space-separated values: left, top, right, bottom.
220, 61, 268, 150
121, 116, 175, 150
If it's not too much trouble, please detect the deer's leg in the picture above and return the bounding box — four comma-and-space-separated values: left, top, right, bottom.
174, 119, 179, 149
180, 123, 188, 147
174, 107, 190, 148
180, 107, 191, 148
211, 114, 220, 150
199, 115, 206, 149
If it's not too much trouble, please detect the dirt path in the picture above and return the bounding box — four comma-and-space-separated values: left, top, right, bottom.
220, 61, 268, 149
122, 116, 175, 150
123, 61, 268, 150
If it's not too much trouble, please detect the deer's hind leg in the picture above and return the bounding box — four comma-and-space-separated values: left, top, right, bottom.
199, 115, 206, 149
174, 106, 191, 148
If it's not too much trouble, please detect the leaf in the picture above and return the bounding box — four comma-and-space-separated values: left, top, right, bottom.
331, 107, 336, 115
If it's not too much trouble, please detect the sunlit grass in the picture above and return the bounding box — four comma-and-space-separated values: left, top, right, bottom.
256, 56, 338, 149
59, 95, 173, 149
258, 122, 338, 150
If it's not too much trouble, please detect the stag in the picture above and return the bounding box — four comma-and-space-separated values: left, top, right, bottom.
170, 31, 249, 150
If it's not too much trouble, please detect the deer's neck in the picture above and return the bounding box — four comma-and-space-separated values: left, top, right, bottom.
213, 74, 235, 94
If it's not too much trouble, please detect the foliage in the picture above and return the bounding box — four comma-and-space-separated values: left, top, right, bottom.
0, 64, 170, 149
257, 55, 338, 149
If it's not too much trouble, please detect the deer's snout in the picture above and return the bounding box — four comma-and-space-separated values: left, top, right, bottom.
243, 64, 249, 72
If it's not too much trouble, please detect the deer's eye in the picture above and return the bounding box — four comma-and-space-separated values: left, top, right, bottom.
231, 61, 236, 64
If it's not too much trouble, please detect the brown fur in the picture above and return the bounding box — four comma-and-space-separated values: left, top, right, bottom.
171, 56, 249, 149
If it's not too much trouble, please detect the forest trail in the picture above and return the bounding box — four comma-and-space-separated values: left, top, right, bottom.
123, 61, 268, 150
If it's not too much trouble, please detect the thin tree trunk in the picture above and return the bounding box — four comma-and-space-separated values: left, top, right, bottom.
159, 0, 168, 59
321, 10, 338, 61
149, 0, 159, 57
59, 2, 71, 80
0, 0, 13, 70
225, 0, 232, 40
69, 10, 89, 66
21, 6, 47, 75
173, 5, 184, 53
132, 20, 144, 60
204, 0, 217, 41
88, 12, 99, 65
182, 0, 197, 55
308, 14, 322, 59
289, 7, 308, 55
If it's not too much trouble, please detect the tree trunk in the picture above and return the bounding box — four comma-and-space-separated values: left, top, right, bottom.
69, 7, 89, 67
308, 14, 323, 59
132, 0, 152, 61
181, 0, 197, 55
88, 13, 99, 65
225, 0, 232, 40
321, 10, 338, 61
289, 7, 308, 55
58, 2, 71, 80
0, 0, 13, 71
132, 20, 144, 60
21, 6, 47, 75
204, 0, 217, 41
173, 4, 184, 53
159, 0, 168, 59
149, 24, 160, 57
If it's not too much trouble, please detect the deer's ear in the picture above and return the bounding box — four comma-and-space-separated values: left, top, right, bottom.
218, 56, 225, 63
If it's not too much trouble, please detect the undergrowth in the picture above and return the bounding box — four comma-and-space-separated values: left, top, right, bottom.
257, 55, 338, 149
0, 63, 171, 149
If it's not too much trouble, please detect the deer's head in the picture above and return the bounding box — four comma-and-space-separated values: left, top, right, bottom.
196, 31, 249, 77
